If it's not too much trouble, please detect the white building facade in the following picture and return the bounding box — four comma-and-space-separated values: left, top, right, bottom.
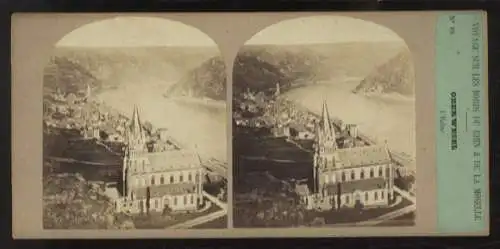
114, 105, 205, 214
299, 100, 396, 211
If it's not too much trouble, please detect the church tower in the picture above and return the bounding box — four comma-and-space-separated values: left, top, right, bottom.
317, 100, 337, 153
127, 104, 147, 153
123, 105, 148, 198
85, 84, 92, 100
313, 100, 338, 193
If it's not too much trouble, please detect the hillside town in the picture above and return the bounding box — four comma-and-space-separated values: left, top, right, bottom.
233, 83, 416, 227
43, 84, 228, 229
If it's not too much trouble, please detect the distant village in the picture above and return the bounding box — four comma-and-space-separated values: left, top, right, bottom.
233, 83, 364, 147
43, 85, 177, 151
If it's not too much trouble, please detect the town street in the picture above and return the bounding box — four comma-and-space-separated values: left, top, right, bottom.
168, 209, 227, 229
203, 191, 228, 211
394, 186, 416, 204
356, 204, 416, 226
354, 186, 416, 226
167, 191, 228, 229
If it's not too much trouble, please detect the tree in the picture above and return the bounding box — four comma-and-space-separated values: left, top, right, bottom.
99, 130, 109, 141
354, 200, 364, 210
336, 183, 342, 210
162, 203, 172, 216
146, 187, 151, 215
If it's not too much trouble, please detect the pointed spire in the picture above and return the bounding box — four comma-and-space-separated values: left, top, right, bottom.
321, 99, 334, 138
86, 84, 91, 99
384, 139, 392, 155
130, 104, 145, 142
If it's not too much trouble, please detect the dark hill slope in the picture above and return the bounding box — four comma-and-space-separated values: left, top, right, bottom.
353, 49, 415, 96
43, 56, 99, 96
44, 47, 220, 96
165, 56, 227, 101
231, 42, 406, 96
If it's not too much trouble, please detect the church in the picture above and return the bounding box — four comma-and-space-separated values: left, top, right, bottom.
114, 105, 205, 214
297, 100, 396, 211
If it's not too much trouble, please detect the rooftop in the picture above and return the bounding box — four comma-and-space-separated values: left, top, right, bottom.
133, 183, 198, 198
104, 187, 121, 201
295, 184, 310, 196
134, 149, 203, 172
328, 145, 392, 169
323, 177, 387, 195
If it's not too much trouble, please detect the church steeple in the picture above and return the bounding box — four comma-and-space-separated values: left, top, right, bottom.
127, 105, 147, 152
316, 99, 337, 152
131, 105, 142, 135
86, 84, 92, 99
320, 100, 335, 140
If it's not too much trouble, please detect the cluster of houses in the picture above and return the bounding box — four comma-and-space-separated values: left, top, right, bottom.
44, 85, 130, 144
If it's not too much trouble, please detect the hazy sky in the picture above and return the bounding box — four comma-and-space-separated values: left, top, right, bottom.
56, 17, 217, 47
246, 16, 404, 45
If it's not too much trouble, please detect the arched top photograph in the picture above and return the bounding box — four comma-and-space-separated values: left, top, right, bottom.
232, 15, 416, 229
41, 16, 228, 230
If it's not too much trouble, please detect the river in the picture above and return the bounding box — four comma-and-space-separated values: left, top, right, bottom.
284, 78, 416, 165
95, 82, 227, 163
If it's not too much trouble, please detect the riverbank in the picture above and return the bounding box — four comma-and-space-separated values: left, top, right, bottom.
285, 84, 416, 162
96, 85, 227, 163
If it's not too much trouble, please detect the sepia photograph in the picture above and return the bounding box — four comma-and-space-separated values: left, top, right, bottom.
232, 16, 417, 228
42, 16, 228, 230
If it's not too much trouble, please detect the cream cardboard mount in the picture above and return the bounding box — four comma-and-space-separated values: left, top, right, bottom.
11, 11, 488, 238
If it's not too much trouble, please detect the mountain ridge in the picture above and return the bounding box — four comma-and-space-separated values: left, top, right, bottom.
232, 41, 407, 97
353, 49, 415, 96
